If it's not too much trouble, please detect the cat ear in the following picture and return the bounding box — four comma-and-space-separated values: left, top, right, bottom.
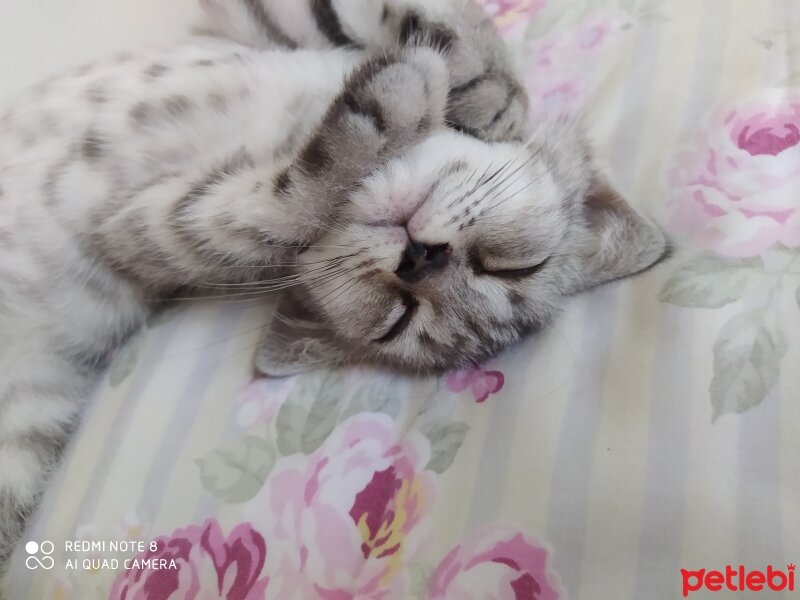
253, 296, 347, 377
579, 173, 671, 289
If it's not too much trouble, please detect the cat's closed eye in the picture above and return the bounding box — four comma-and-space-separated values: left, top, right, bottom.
472, 257, 551, 280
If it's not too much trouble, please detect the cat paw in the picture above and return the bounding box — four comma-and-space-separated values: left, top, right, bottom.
281, 48, 449, 224
292, 47, 448, 180
399, 7, 529, 143
331, 46, 449, 153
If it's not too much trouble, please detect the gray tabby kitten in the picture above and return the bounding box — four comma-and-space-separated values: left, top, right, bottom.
0, 0, 669, 573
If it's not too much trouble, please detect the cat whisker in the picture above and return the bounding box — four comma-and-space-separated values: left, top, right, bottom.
432, 154, 525, 222
466, 183, 538, 228
196, 255, 359, 288
310, 259, 379, 310
159, 263, 355, 302
481, 161, 535, 209
315, 276, 364, 314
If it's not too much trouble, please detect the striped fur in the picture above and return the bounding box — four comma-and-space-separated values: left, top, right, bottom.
200, 0, 531, 141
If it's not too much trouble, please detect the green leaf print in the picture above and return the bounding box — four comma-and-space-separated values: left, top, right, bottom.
196, 435, 277, 503
407, 563, 434, 599
340, 382, 402, 422
659, 256, 761, 308
275, 372, 346, 456
424, 422, 470, 474
710, 309, 788, 421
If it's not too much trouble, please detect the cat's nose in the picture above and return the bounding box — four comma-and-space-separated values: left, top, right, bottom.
395, 241, 451, 283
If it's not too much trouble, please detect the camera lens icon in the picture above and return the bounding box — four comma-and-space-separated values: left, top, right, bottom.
25, 540, 55, 570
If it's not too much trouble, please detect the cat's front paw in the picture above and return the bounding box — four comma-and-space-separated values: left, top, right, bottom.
399, 7, 529, 143
279, 48, 449, 224
292, 46, 449, 184
330, 46, 450, 155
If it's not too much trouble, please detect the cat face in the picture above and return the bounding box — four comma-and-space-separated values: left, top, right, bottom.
256, 123, 670, 376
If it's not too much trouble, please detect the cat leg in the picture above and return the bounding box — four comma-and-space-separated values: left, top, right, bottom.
0, 250, 146, 572
92, 47, 449, 291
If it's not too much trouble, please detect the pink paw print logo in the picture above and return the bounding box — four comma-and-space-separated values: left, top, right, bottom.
447, 367, 505, 403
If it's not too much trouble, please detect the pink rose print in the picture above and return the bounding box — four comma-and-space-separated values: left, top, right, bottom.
236, 377, 295, 428
525, 10, 632, 117
479, 0, 548, 33
109, 519, 268, 600
427, 526, 564, 600
666, 89, 800, 257
447, 367, 505, 403
572, 13, 627, 51
249, 413, 433, 599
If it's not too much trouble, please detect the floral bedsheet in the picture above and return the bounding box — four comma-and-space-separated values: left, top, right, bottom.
8, 1, 800, 598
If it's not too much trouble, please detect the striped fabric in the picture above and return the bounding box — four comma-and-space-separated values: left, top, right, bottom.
8, 1, 800, 599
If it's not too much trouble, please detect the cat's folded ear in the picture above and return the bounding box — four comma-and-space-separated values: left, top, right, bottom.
577, 173, 671, 289
254, 295, 346, 377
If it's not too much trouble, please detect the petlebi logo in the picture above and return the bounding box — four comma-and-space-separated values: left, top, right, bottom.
681, 564, 796, 596
25, 540, 55, 570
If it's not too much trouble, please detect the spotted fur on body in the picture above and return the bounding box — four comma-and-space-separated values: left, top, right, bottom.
0, 0, 669, 578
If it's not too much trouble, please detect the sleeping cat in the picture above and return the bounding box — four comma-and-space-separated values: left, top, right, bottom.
0, 0, 669, 574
